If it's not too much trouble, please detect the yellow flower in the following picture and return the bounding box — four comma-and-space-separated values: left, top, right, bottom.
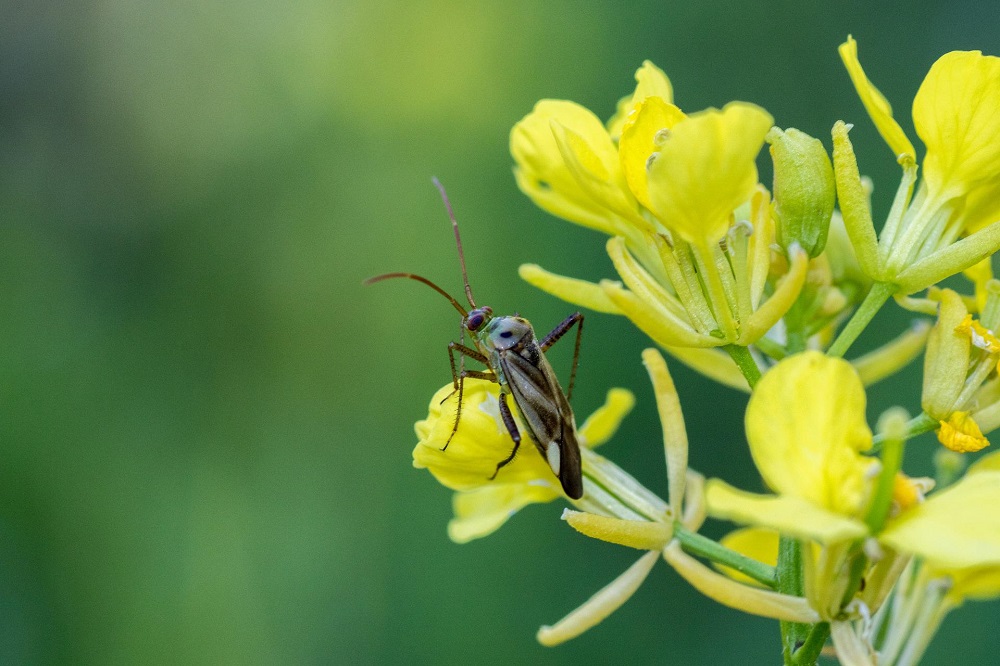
541, 350, 818, 647
834, 37, 1000, 294
921, 287, 1000, 449
413, 379, 634, 543
706, 351, 1000, 631
511, 62, 811, 355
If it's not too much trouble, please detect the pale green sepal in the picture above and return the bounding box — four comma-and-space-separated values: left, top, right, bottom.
738, 245, 809, 345
518, 263, 623, 314
642, 348, 689, 513
921, 289, 969, 419
563, 509, 672, 550
706, 479, 869, 545
664, 345, 750, 393
601, 281, 721, 348
832, 121, 880, 278
852, 320, 930, 386
537, 550, 659, 646
880, 471, 1000, 570
895, 219, 1000, 294
663, 542, 821, 622
830, 621, 877, 666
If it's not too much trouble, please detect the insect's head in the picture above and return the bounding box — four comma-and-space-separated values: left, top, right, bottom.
465, 306, 493, 332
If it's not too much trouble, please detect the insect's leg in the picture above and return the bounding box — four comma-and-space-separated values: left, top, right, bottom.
490, 392, 522, 480
539, 312, 584, 401
446, 341, 488, 393
442, 341, 495, 451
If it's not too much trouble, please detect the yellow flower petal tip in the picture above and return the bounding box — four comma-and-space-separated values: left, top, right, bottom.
838, 36, 916, 161
577, 388, 635, 448
937, 411, 990, 453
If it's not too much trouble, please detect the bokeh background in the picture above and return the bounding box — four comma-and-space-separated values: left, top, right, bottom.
3, 1, 1000, 663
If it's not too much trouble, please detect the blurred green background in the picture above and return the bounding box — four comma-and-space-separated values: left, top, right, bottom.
3, 1, 1000, 663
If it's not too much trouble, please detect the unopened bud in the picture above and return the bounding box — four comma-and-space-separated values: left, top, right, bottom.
767, 127, 836, 257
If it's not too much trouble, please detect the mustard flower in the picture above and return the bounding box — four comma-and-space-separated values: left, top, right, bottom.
834, 37, 1000, 296
413, 379, 634, 542
511, 62, 810, 362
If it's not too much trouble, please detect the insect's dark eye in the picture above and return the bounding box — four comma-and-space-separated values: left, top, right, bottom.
500, 330, 513, 338
467, 314, 484, 330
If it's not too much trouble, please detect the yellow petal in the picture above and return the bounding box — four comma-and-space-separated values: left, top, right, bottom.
646, 102, 774, 245
914, 50, 1000, 198
449, 483, 560, 543
921, 289, 970, 419
838, 36, 916, 161
706, 479, 869, 544
745, 352, 874, 516
413, 380, 558, 491
563, 509, 672, 550
607, 60, 674, 139
537, 550, 659, 646
717, 527, 779, 587
551, 119, 645, 228
511, 100, 623, 235
518, 263, 623, 315
969, 448, 1000, 474
880, 471, 1000, 569
577, 388, 635, 448
937, 411, 990, 453
947, 566, 1000, 601
619, 96, 686, 210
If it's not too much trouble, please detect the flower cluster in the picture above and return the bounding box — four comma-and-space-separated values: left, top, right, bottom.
407, 37, 1000, 665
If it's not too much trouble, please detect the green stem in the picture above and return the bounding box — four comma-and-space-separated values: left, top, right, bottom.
753, 335, 787, 361
724, 344, 763, 388
791, 622, 831, 666
827, 281, 896, 358
871, 412, 938, 451
777, 537, 809, 663
866, 431, 906, 534
673, 524, 776, 588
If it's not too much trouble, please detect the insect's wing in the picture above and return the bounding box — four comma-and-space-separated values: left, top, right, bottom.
499, 346, 583, 499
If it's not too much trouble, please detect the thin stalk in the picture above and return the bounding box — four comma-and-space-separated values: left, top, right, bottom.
827, 281, 895, 358
673, 524, 776, 588
725, 344, 763, 388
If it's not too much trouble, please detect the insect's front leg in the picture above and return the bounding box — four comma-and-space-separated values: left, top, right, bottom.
442, 341, 495, 451
539, 312, 584, 401
489, 392, 522, 480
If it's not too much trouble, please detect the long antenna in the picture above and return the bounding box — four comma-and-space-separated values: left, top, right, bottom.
364, 272, 469, 317
431, 177, 477, 308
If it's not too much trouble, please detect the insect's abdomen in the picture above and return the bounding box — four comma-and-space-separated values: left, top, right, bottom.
500, 344, 584, 499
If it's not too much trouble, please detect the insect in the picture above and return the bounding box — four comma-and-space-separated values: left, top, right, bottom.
366, 179, 585, 499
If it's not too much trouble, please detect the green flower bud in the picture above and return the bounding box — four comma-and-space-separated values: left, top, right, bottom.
767, 127, 836, 258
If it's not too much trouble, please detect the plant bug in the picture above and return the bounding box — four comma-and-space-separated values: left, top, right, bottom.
366, 179, 585, 499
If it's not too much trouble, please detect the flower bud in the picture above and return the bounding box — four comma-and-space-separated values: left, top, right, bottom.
767, 127, 836, 257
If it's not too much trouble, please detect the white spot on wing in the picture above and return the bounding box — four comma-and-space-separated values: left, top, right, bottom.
546, 441, 561, 475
